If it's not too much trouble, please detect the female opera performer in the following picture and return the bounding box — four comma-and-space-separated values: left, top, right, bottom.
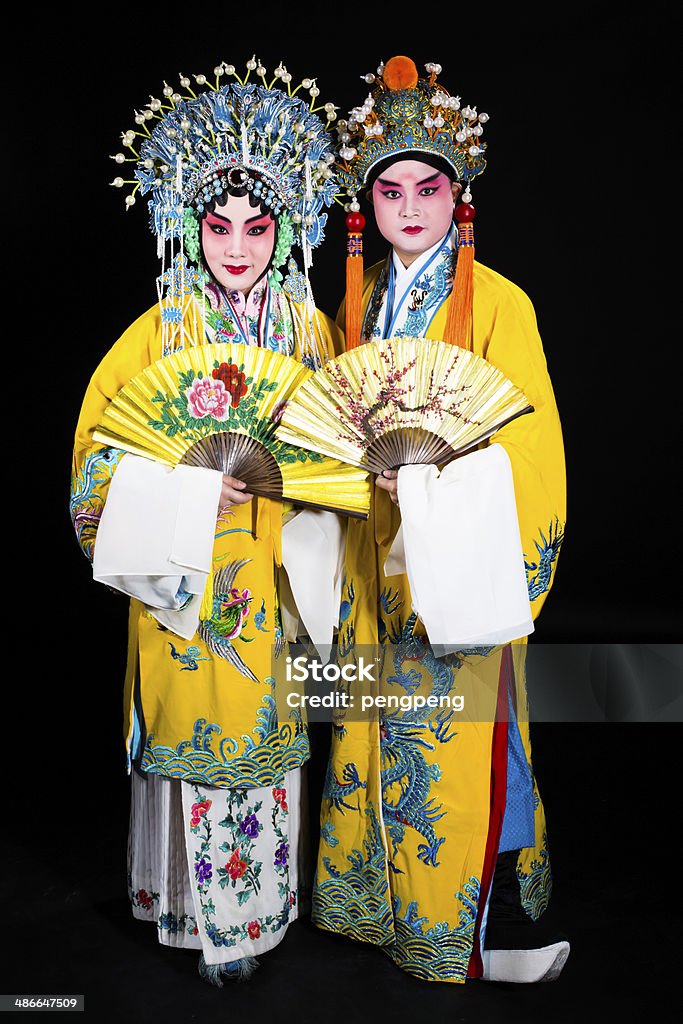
70, 58, 343, 985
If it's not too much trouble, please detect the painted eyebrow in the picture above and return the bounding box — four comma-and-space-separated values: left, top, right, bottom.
376, 171, 442, 188
206, 210, 272, 224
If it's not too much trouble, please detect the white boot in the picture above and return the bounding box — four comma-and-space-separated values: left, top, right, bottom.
482, 941, 570, 983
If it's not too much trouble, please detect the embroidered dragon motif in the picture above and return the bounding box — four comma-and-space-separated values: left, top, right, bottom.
322, 761, 367, 813
525, 518, 565, 601
378, 619, 464, 868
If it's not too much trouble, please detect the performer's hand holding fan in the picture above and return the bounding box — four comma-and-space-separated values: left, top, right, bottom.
93, 344, 370, 518
276, 337, 533, 472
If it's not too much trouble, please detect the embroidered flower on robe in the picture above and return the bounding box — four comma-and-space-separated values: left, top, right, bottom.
195, 857, 213, 885
227, 849, 248, 880
272, 787, 288, 812
136, 888, 153, 910
239, 813, 260, 839
274, 841, 289, 867
190, 799, 212, 830
247, 920, 261, 939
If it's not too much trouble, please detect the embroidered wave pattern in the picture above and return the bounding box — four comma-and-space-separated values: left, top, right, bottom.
386, 879, 480, 982
312, 804, 393, 944
517, 835, 552, 921
141, 701, 309, 787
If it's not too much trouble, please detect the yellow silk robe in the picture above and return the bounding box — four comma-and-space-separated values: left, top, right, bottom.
311, 258, 566, 982
71, 297, 342, 788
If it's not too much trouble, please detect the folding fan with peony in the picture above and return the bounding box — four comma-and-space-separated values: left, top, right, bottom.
276, 338, 533, 473
93, 344, 370, 518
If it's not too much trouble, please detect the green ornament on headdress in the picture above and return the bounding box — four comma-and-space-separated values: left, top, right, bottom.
269, 213, 295, 292
183, 207, 201, 263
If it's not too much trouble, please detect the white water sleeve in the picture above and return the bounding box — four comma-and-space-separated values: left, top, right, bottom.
93, 454, 222, 639
393, 444, 533, 647
281, 510, 346, 652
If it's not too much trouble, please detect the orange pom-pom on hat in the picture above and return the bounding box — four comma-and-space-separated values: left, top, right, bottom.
383, 56, 419, 91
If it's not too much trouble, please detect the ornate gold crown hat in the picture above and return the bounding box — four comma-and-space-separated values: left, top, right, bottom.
336, 55, 488, 196
337, 56, 490, 350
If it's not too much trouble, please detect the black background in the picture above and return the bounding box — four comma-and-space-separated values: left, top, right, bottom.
4, 5, 680, 1021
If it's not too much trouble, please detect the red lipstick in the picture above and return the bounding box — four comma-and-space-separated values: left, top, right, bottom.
224, 265, 249, 274
402, 226, 424, 235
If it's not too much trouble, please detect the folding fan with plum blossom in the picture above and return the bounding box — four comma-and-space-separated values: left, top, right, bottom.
93, 344, 370, 518
276, 337, 534, 473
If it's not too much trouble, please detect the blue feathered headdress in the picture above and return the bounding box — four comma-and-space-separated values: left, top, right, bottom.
110, 59, 340, 253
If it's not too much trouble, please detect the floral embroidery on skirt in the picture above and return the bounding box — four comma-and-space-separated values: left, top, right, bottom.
128, 766, 308, 964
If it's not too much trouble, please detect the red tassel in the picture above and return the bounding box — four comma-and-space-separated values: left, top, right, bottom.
345, 212, 365, 350
443, 202, 475, 350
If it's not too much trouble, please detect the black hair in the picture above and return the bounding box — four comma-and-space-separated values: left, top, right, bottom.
365, 151, 457, 190
200, 177, 273, 219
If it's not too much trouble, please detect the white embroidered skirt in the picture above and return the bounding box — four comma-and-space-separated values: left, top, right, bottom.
128, 767, 307, 964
